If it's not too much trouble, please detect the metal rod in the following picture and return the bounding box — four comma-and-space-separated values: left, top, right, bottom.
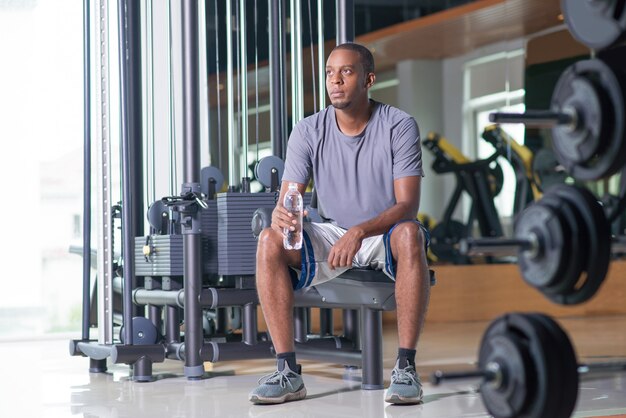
239, 0, 248, 182
317, 0, 325, 111
489, 110, 575, 127
290, 0, 303, 126
460, 237, 536, 257
269, 0, 286, 159
336, 0, 354, 44
431, 369, 495, 386
432, 360, 626, 386
226, 0, 236, 186
117, 0, 135, 346
243, 303, 258, 345
82, 0, 92, 342
95, 0, 114, 346
181, 0, 205, 379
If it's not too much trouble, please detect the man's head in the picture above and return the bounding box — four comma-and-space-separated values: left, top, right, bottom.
326, 43, 376, 110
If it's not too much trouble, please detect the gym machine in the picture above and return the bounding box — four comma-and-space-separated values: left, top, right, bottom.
71, 0, 428, 390
423, 132, 504, 264
433, 2, 626, 417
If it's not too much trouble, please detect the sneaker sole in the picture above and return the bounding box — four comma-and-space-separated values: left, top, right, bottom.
385, 394, 423, 405
249, 387, 307, 404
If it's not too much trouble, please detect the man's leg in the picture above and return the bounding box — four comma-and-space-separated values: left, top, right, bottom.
249, 227, 305, 404
385, 222, 430, 404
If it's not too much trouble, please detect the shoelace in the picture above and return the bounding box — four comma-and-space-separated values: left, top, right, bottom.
258, 370, 295, 390
391, 366, 420, 386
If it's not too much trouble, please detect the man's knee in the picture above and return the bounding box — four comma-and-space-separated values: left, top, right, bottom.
391, 222, 426, 255
257, 227, 300, 266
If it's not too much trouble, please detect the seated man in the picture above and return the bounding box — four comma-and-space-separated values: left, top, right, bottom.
249, 42, 431, 405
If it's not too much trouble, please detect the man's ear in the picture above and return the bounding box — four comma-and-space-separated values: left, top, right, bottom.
365, 72, 376, 89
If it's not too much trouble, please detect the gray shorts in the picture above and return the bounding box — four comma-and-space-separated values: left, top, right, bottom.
289, 220, 430, 290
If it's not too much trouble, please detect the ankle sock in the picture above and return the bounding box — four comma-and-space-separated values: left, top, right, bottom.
276, 351, 299, 373
397, 348, 416, 369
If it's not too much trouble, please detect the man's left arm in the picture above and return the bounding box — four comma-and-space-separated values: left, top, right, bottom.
326, 176, 421, 269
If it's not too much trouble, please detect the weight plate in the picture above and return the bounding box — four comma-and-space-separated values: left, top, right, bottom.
200, 166, 225, 198
147, 200, 169, 234
255, 156, 285, 190
119, 317, 159, 345
479, 313, 550, 418
479, 331, 532, 418
552, 59, 626, 180
549, 185, 611, 305
430, 220, 470, 264
535, 195, 585, 296
515, 203, 568, 289
527, 313, 579, 418
553, 76, 604, 164
561, 0, 626, 50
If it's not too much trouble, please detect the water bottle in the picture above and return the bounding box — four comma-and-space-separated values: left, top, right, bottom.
283, 182, 303, 250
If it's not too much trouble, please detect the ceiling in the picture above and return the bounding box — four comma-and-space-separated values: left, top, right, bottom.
358, 0, 564, 71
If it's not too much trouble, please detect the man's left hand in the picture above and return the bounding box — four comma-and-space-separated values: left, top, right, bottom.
327, 227, 365, 270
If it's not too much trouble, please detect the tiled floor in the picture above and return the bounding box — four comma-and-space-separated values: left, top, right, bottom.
1, 315, 625, 418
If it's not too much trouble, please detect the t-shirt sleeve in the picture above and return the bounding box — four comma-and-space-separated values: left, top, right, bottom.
392, 117, 424, 179
281, 123, 312, 184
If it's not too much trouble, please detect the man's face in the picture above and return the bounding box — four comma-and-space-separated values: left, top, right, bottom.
325, 49, 373, 110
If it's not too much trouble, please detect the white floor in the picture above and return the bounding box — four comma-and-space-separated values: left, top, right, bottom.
2, 316, 626, 418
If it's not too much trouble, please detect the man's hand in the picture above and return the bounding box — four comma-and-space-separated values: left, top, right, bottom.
327, 227, 365, 269
271, 206, 308, 234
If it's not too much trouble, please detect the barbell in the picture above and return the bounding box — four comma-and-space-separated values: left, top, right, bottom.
490, 59, 626, 181
431, 312, 626, 418
460, 184, 614, 305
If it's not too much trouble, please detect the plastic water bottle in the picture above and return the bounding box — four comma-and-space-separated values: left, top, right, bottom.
283, 182, 303, 250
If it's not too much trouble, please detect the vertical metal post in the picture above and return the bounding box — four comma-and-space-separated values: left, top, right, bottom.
82, 0, 92, 342
226, 0, 237, 187
317, 0, 325, 111
290, 0, 303, 125
117, 0, 135, 346
181, 0, 205, 379
95, 0, 114, 346
362, 308, 383, 390
239, 0, 248, 181
269, 0, 286, 159
243, 303, 258, 345
336, 0, 354, 44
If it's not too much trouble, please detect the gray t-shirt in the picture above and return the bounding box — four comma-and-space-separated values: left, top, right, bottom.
282, 100, 423, 229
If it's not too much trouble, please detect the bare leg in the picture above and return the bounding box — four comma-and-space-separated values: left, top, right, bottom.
389, 223, 430, 349
256, 228, 301, 354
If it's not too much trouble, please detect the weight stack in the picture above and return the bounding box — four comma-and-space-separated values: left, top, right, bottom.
134, 235, 184, 277
201, 199, 218, 274
217, 192, 278, 276
216, 192, 313, 276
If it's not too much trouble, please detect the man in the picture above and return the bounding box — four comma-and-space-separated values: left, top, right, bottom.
249, 43, 431, 405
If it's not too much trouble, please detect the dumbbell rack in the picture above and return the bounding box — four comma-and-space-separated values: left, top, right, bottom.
434, 2, 626, 417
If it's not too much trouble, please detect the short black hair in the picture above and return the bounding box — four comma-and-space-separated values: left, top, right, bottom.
332, 42, 375, 74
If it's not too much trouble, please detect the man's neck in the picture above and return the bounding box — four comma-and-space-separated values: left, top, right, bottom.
334, 99, 373, 136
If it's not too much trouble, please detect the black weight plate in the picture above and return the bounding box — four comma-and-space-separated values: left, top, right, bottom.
255, 156, 285, 190
549, 185, 611, 305
561, 0, 626, 50
200, 166, 225, 198
528, 313, 579, 418
430, 220, 470, 264
553, 76, 604, 163
479, 313, 548, 418
515, 203, 567, 289
551, 59, 626, 180
536, 195, 585, 296
119, 317, 159, 345
479, 331, 533, 418
147, 200, 169, 234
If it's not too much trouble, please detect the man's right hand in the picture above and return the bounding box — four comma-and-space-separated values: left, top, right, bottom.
271, 206, 308, 234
